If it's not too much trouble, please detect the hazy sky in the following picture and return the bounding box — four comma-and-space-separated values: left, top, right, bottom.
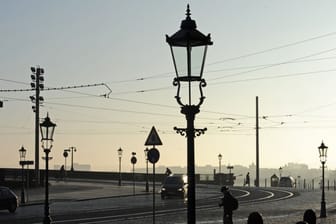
1, 0, 336, 172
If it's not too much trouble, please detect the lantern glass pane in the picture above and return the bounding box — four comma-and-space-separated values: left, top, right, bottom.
171, 46, 187, 77
190, 45, 206, 77
171, 45, 206, 78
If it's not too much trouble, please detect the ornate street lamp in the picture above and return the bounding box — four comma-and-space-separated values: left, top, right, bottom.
318, 141, 328, 218
118, 147, 123, 186
19, 146, 27, 204
166, 4, 212, 224
144, 147, 149, 192
40, 113, 56, 224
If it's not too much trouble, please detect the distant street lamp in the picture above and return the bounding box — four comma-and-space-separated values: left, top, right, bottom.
118, 147, 123, 186
63, 149, 69, 171
218, 154, 222, 185
218, 154, 222, 174
19, 146, 27, 204
227, 165, 234, 174
166, 5, 212, 224
131, 152, 137, 196
318, 141, 328, 218
66, 147, 77, 172
279, 167, 283, 178
40, 113, 56, 224
144, 147, 149, 192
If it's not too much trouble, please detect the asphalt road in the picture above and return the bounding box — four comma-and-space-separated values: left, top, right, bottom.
0, 184, 300, 224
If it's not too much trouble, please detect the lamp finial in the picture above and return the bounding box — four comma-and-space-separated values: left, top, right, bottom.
186, 4, 191, 18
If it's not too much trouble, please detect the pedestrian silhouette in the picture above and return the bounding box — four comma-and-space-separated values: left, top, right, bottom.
303, 209, 316, 224
165, 167, 172, 176
219, 186, 238, 224
247, 211, 263, 224
245, 172, 250, 187
60, 165, 65, 181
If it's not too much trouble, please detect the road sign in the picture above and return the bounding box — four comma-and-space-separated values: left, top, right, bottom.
148, 148, 160, 164
63, 151, 68, 158
131, 156, 137, 164
145, 126, 162, 146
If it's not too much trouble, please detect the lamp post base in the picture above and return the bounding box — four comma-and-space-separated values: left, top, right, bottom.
320, 201, 327, 218
43, 215, 52, 224
20, 190, 25, 204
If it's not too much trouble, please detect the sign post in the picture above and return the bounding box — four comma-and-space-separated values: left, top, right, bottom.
145, 126, 162, 224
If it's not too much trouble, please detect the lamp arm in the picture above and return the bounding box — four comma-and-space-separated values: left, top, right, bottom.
173, 78, 184, 107
196, 79, 207, 107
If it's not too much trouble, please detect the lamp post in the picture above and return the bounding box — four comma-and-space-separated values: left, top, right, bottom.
118, 147, 123, 186
67, 146, 76, 172
19, 146, 27, 204
131, 152, 137, 196
318, 141, 328, 218
166, 5, 212, 224
144, 147, 149, 192
227, 165, 234, 174
63, 149, 69, 171
218, 154, 222, 185
279, 167, 282, 178
40, 113, 56, 224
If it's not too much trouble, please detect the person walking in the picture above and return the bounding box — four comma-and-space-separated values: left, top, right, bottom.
303, 209, 316, 224
219, 186, 238, 224
247, 211, 263, 224
245, 172, 250, 187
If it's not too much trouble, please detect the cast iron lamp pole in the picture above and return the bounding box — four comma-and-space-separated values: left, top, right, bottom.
218, 154, 222, 185
279, 166, 282, 178
40, 113, 56, 224
166, 5, 212, 224
19, 146, 27, 204
144, 147, 149, 192
118, 147, 123, 186
318, 141, 328, 218
69, 147, 76, 172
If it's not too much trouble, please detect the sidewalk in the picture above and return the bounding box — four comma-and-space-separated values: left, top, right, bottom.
15, 178, 148, 205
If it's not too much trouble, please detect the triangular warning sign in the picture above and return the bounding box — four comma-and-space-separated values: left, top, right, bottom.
145, 126, 163, 146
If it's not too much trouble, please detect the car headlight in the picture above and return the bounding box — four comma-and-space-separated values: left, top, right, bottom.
161, 187, 166, 191
178, 188, 183, 191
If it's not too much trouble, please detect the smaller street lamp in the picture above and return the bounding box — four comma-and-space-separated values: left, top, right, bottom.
118, 147, 123, 186
279, 167, 283, 178
19, 146, 27, 204
66, 147, 77, 172
318, 141, 328, 218
218, 154, 222, 174
40, 113, 56, 224
218, 154, 222, 186
131, 152, 137, 196
227, 165, 234, 174
144, 148, 149, 192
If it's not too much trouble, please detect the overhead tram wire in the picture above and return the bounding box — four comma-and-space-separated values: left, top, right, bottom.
211, 68, 336, 86
207, 31, 336, 66
208, 46, 336, 82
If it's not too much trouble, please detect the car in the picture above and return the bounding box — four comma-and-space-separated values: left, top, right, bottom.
0, 186, 19, 213
160, 175, 188, 199
278, 176, 295, 187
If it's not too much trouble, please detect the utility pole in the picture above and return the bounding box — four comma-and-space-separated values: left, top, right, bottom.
255, 96, 260, 187
30, 66, 44, 185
